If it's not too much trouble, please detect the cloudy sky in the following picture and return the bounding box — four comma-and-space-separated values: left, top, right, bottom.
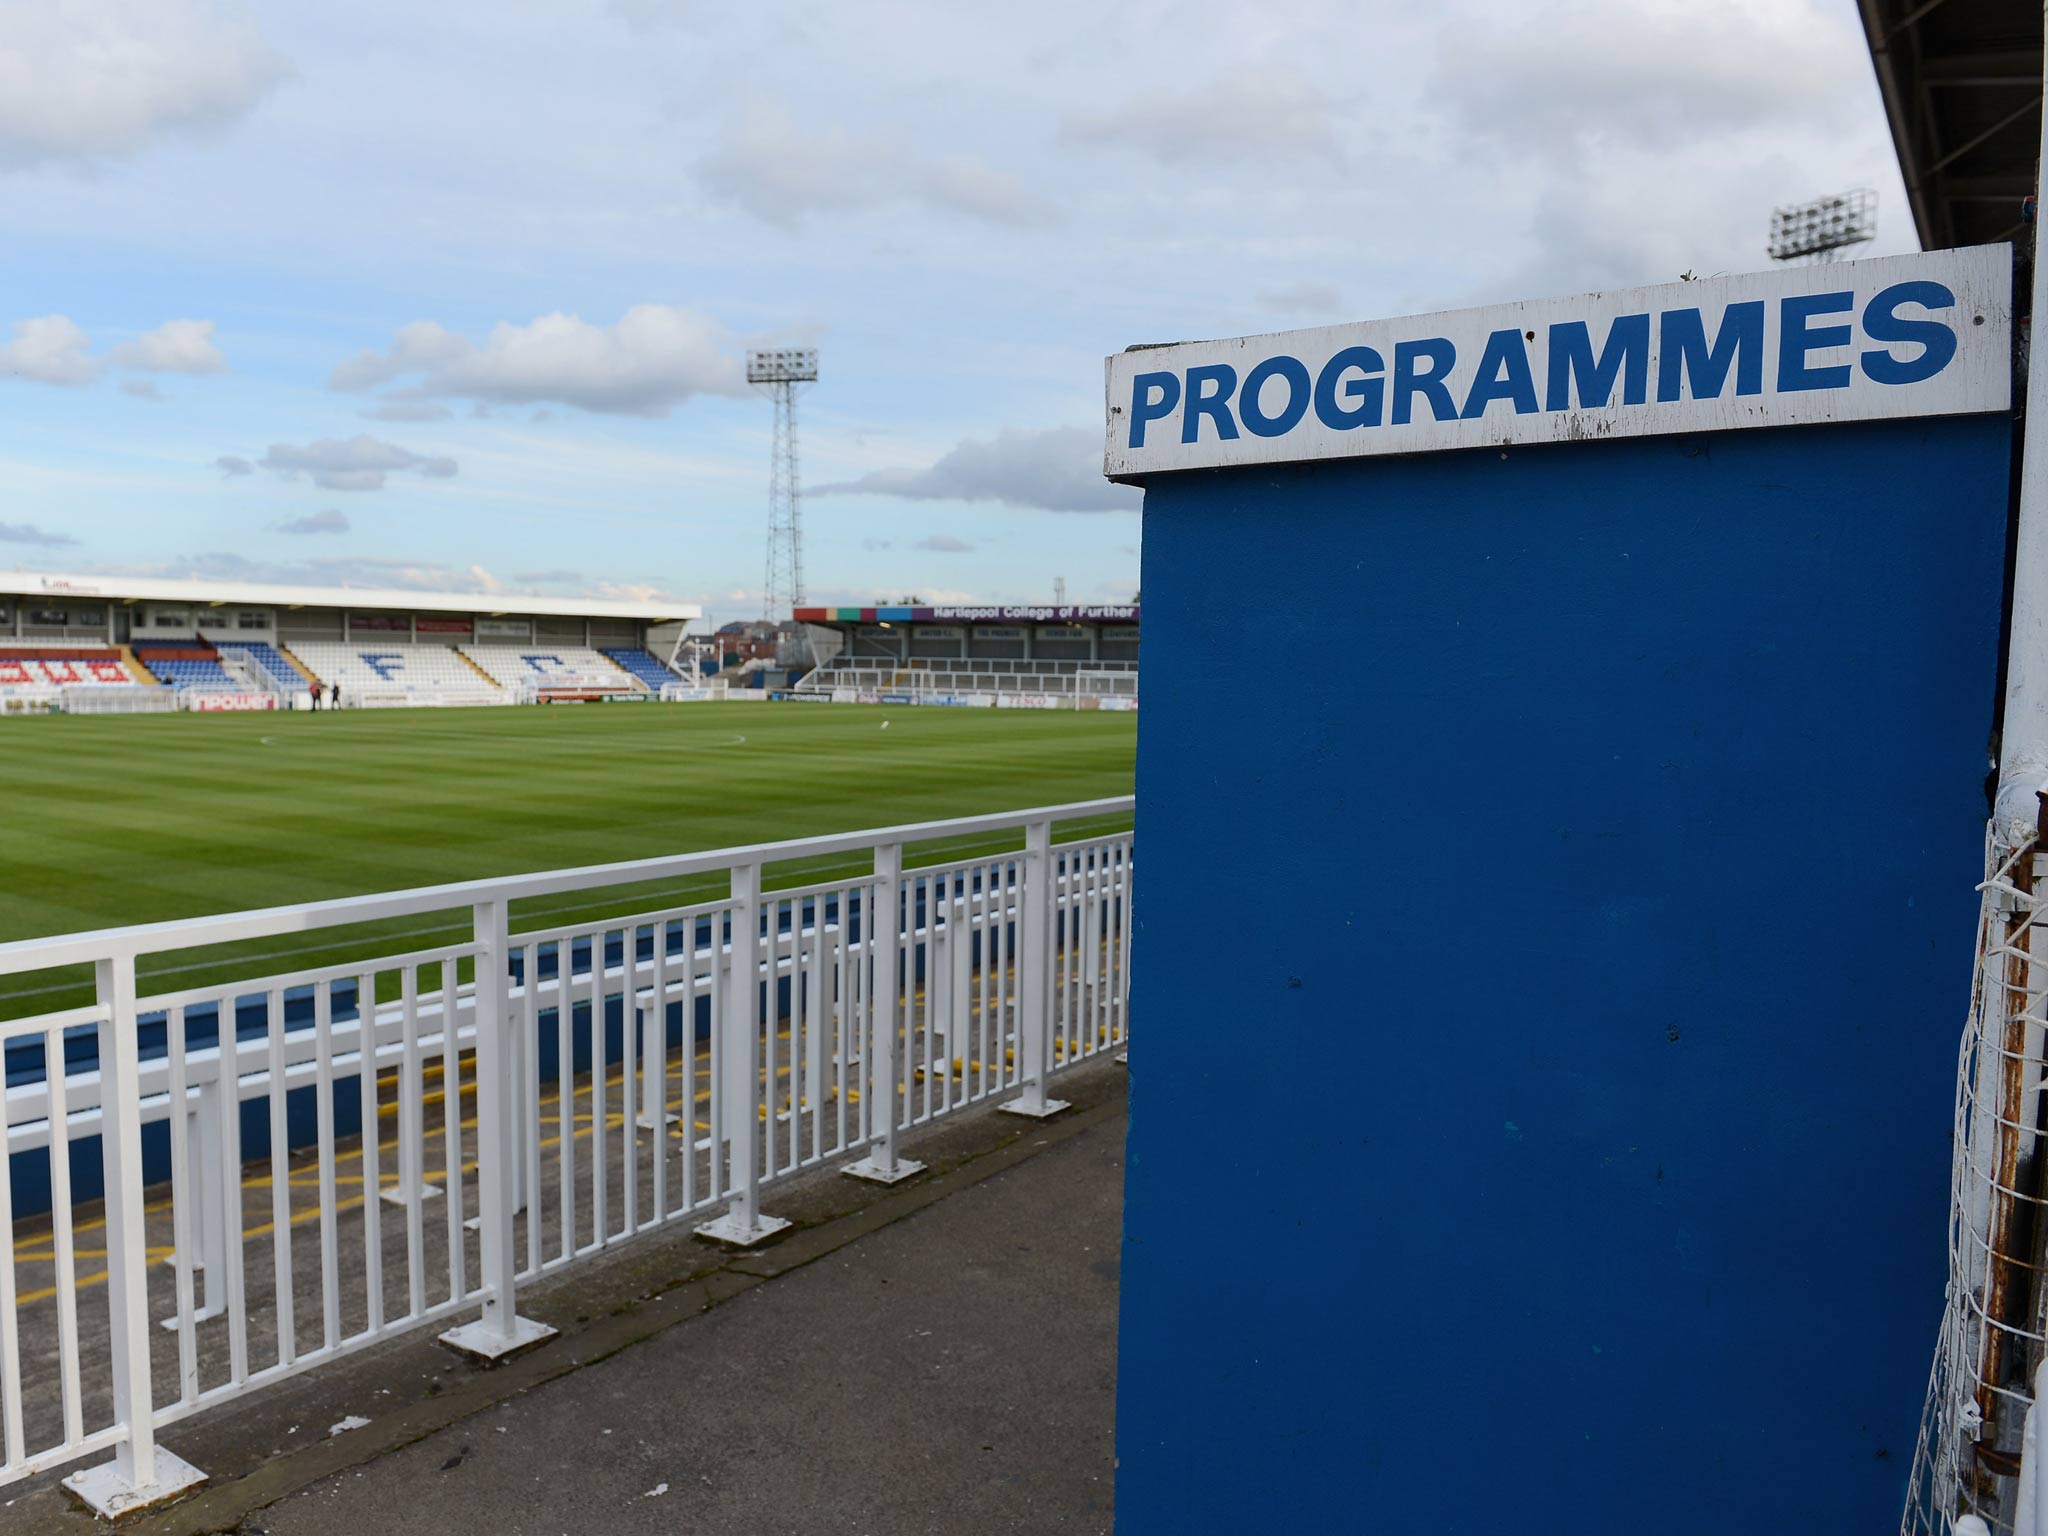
0, 0, 1910, 621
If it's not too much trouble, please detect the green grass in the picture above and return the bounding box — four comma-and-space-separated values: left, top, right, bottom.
0, 703, 1135, 1017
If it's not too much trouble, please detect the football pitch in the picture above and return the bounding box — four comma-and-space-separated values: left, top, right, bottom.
0, 703, 1136, 1016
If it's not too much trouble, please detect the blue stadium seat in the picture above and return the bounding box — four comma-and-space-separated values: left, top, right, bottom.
600, 647, 674, 692
215, 641, 301, 692
136, 650, 237, 690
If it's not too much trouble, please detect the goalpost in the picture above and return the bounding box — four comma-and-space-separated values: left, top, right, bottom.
1075, 669, 1139, 710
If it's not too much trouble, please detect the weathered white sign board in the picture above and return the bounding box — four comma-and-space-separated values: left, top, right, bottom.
1103, 246, 2013, 479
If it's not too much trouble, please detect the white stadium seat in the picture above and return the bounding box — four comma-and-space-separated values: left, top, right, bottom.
459, 645, 643, 697
289, 642, 505, 705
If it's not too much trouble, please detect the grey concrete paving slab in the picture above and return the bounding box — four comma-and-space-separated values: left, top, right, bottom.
238, 1106, 1122, 1535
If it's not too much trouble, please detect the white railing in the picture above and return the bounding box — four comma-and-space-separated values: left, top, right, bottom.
0, 797, 1134, 1514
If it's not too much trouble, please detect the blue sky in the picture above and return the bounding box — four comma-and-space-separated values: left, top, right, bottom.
0, 0, 1913, 625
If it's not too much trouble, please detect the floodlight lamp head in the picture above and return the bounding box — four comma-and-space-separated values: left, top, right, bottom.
746, 348, 819, 384
1767, 188, 1877, 263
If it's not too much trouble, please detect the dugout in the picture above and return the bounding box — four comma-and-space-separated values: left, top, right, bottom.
1109, 248, 2017, 1530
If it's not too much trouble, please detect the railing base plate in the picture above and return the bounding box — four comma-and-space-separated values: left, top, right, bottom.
1000, 1096, 1072, 1120
694, 1211, 793, 1248
842, 1154, 927, 1185
1113, 1053, 1128, 1065
157, 1303, 227, 1333
379, 1183, 443, 1208
438, 1313, 558, 1365
635, 1110, 680, 1130
63, 1446, 207, 1521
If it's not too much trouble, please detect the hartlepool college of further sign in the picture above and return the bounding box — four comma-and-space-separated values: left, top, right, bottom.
1103, 246, 2012, 479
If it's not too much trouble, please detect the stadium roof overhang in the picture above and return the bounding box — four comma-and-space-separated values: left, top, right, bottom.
794, 605, 1139, 626
1859, 0, 2043, 251
0, 571, 700, 625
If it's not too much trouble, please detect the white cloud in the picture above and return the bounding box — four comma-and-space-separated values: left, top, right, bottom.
587, 578, 679, 604
119, 550, 519, 594
359, 395, 453, 423
329, 307, 746, 418
1436, 0, 1863, 152
0, 520, 76, 546
0, 315, 99, 385
109, 318, 226, 374
273, 508, 349, 535
606, 0, 686, 28
816, 427, 1138, 514
214, 454, 253, 477
255, 435, 458, 492
698, 97, 1055, 231
1062, 69, 1341, 167
120, 379, 163, 401
0, 0, 288, 171
1258, 282, 1344, 317
914, 534, 975, 553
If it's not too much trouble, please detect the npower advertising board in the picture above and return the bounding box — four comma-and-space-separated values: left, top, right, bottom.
1103, 246, 2012, 479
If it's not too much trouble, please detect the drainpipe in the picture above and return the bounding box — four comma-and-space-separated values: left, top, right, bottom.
1993, 28, 2048, 846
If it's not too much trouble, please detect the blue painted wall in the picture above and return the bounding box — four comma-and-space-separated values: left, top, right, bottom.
1115, 416, 2011, 1531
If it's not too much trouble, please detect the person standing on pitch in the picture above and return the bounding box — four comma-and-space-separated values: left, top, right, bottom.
330, 681, 340, 710
309, 679, 321, 711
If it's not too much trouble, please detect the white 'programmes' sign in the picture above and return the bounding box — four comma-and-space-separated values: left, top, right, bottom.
1103, 246, 2012, 479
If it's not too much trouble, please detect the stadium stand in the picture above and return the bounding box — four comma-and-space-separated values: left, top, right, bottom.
0, 646, 170, 714
0, 648, 137, 689
134, 643, 238, 692
460, 644, 642, 698
795, 656, 1138, 703
291, 642, 504, 705
214, 640, 302, 693
600, 646, 678, 693
791, 603, 1139, 708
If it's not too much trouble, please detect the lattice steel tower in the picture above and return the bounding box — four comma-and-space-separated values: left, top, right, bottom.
748, 349, 818, 622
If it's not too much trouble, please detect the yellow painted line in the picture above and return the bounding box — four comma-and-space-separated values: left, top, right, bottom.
8, 1020, 963, 1299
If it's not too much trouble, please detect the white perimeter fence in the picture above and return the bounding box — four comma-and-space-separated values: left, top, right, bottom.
0, 797, 1133, 1514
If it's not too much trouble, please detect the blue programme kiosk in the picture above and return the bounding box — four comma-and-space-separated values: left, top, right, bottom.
1110, 248, 2016, 1531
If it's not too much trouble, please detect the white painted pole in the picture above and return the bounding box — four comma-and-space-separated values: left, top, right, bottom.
842, 842, 925, 1184
1993, 18, 2048, 844
729, 863, 762, 1230
695, 863, 791, 1242
96, 954, 157, 1488
875, 842, 903, 1170
440, 899, 555, 1361
472, 900, 517, 1343
1004, 818, 1070, 1119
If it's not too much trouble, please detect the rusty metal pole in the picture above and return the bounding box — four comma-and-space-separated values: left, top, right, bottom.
1977, 792, 2048, 1494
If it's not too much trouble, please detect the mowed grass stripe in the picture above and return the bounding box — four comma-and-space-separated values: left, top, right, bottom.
0, 702, 1135, 1016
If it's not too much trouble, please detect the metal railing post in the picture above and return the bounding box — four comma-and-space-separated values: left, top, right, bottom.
697, 863, 790, 1244
382, 971, 441, 1208
1004, 818, 1069, 1119
64, 953, 206, 1516
636, 999, 676, 1130
159, 1079, 228, 1329
846, 840, 925, 1183
439, 898, 556, 1362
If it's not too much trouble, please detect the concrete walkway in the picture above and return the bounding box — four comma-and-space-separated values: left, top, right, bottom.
1, 1059, 1125, 1536
245, 1109, 1121, 1535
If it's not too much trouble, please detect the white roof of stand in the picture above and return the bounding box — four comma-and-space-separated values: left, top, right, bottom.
0, 570, 700, 624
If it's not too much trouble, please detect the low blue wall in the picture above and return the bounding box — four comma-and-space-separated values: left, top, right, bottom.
7, 873, 1083, 1219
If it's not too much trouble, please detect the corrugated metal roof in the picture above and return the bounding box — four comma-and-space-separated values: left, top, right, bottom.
1860, 0, 2042, 252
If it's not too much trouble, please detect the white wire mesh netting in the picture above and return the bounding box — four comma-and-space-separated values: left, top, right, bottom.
1906, 827, 2048, 1535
